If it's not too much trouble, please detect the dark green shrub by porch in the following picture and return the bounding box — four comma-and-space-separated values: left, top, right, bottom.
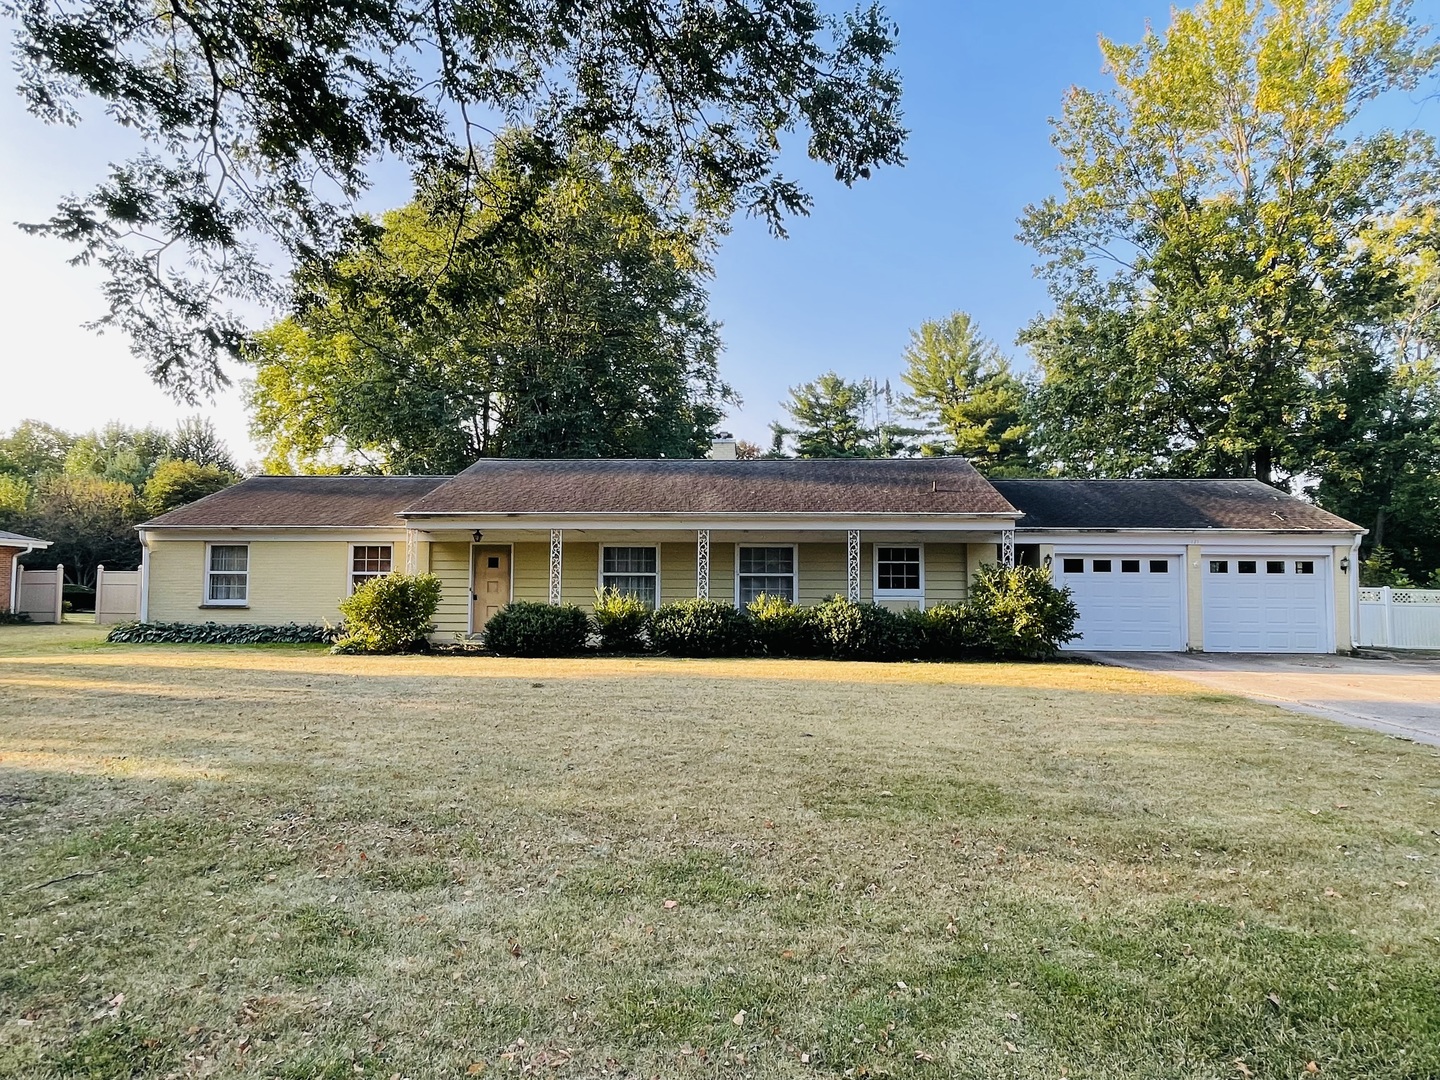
812, 595, 920, 661
747, 593, 823, 656
592, 587, 651, 652
905, 602, 984, 660
332, 572, 441, 654
648, 598, 755, 657
967, 564, 1079, 659
483, 601, 591, 656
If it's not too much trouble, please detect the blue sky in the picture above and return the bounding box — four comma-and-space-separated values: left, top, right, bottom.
1, 1, 1433, 461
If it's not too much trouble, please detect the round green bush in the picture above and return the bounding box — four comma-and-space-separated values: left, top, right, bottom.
905, 602, 984, 661
967, 564, 1080, 659
592, 588, 651, 652
747, 593, 824, 657
483, 601, 591, 656
333, 572, 441, 654
648, 599, 756, 657
813, 595, 920, 661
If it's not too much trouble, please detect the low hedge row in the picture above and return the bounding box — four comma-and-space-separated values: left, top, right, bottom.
106, 621, 339, 644
483, 566, 1079, 661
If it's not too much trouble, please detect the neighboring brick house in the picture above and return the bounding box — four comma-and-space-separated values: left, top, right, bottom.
1, 530, 53, 614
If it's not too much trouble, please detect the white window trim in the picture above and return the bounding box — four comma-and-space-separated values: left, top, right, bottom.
348, 542, 395, 595
597, 542, 662, 608
873, 543, 925, 605
733, 543, 799, 607
203, 542, 249, 607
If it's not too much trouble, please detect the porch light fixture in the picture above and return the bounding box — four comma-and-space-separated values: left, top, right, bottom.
472, 530, 485, 543
1042, 553, 1053, 570
1340, 556, 1349, 574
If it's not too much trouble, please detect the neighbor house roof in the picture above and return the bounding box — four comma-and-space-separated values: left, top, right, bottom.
0, 530, 51, 549
992, 479, 1362, 532
140, 475, 450, 529
400, 457, 1019, 517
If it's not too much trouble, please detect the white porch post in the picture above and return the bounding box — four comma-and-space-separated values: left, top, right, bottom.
696, 529, 710, 599
1001, 529, 1016, 569
405, 528, 419, 573
548, 529, 563, 605
847, 529, 861, 602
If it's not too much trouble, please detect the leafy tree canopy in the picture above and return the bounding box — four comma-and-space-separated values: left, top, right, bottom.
10, 0, 906, 399
144, 459, 235, 516
247, 136, 733, 473
772, 372, 920, 458
898, 311, 1032, 475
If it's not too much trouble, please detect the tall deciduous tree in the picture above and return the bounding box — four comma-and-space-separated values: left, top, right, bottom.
247, 138, 732, 473
899, 312, 1032, 474
1019, 0, 1440, 496
23, 474, 142, 586
10, 0, 906, 398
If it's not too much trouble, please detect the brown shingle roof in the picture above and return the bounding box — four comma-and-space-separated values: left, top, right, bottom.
992, 479, 1362, 532
140, 475, 449, 528
402, 458, 1018, 516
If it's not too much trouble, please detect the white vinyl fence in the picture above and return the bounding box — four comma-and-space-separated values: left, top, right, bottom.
15, 564, 63, 624
95, 564, 141, 624
1357, 587, 1440, 649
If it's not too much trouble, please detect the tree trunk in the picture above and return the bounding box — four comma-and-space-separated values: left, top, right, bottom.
1253, 445, 1273, 484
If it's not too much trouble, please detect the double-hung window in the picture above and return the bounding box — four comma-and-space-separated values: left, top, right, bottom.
737, 546, 796, 605
874, 546, 922, 598
205, 544, 249, 605
601, 546, 659, 608
350, 544, 393, 592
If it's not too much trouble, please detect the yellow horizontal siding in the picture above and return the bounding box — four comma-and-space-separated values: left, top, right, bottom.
925, 543, 968, 607
148, 539, 404, 626
709, 543, 734, 604
430, 541, 471, 635
798, 543, 847, 606
661, 543, 696, 604
966, 542, 998, 590
512, 542, 548, 603
562, 542, 600, 607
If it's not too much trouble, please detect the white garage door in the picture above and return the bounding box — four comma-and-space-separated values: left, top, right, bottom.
1202, 556, 1329, 653
1055, 554, 1185, 651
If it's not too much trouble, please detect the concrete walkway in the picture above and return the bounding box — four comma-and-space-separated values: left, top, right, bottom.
1087, 651, 1440, 748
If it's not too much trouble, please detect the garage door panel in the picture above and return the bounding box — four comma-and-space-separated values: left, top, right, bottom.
1057, 555, 1184, 651
1203, 556, 1329, 653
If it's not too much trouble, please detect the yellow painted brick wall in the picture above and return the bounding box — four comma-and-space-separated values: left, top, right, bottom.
148, 539, 405, 625
430, 541, 471, 636
924, 543, 968, 607
661, 543, 696, 604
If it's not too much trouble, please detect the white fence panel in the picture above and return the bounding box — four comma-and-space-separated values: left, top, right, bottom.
95, 565, 141, 625
1357, 587, 1440, 649
16, 565, 63, 624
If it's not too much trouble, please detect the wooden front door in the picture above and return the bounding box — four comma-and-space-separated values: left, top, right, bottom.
472, 546, 511, 630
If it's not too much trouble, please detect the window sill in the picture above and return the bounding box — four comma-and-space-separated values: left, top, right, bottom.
198, 604, 249, 610
874, 592, 924, 601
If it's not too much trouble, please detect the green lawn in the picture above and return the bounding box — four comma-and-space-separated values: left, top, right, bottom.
1, 624, 1437, 1078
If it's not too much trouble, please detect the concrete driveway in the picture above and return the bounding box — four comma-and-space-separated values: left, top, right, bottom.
1089, 651, 1440, 748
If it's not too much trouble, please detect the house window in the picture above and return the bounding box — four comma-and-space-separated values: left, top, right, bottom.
1296, 560, 1315, 575
205, 544, 249, 605
1093, 559, 1112, 573
350, 544, 393, 592
602, 546, 659, 608
1210, 561, 1229, 574
1149, 560, 1169, 573
875, 546, 922, 595
737, 546, 796, 605
1121, 559, 1140, 573
1062, 558, 1084, 574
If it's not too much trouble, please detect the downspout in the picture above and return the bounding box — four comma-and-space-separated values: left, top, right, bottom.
1349, 533, 1362, 652
9, 544, 37, 614
138, 530, 151, 623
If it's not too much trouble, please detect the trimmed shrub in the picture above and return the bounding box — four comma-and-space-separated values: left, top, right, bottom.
106, 621, 336, 644
592, 588, 651, 652
967, 564, 1079, 659
483, 601, 590, 657
332, 572, 441, 654
747, 593, 823, 657
648, 599, 755, 657
904, 603, 984, 661
812, 595, 921, 661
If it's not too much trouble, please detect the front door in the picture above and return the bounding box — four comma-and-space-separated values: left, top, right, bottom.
472, 546, 511, 630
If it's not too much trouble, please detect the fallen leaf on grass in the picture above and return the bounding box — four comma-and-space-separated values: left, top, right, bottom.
1305, 1063, 1320, 1074
466, 1063, 487, 1075
1267, 992, 1281, 1007
1394, 881, 1409, 888
1233, 1060, 1253, 1078
732, 1010, 746, 1027
663, 899, 679, 910
1323, 889, 1341, 898
1004, 1041, 1017, 1054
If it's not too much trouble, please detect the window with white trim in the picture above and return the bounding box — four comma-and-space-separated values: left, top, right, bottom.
602, 546, 658, 608
737, 546, 796, 605
205, 544, 249, 605
875, 546, 922, 595
350, 544, 393, 592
